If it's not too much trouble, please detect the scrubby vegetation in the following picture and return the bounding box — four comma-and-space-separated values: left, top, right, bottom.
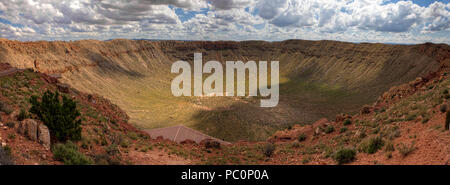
0, 146, 13, 165
343, 119, 352, 126
17, 108, 28, 121
204, 140, 221, 149
333, 148, 356, 164
0, 101, 12, 115
52, 141, 92, 165
297, 134, 306, 142
29, 90, 82, 142
398, 142, 416, 157
324, 125, 334, 134
358, 136, 384, 154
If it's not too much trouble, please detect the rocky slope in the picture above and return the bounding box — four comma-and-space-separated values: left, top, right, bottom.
0, 63, 191, 164
0, 38, 448, 142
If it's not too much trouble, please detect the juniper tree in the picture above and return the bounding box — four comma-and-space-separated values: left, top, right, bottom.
29, 90, 82, 142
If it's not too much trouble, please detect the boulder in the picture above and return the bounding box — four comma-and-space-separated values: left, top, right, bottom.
18, 119, 38, 141
56, 83, 70, 93
38, 124, 51, 149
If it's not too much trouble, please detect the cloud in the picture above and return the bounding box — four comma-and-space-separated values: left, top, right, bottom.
209, 0, 254, 10
421, 1, 450, 32
0, 0, 448, 44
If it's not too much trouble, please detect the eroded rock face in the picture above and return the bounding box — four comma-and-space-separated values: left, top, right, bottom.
17, 119, 51, 149
18, 119, 38, 141
38, 124, 51, 149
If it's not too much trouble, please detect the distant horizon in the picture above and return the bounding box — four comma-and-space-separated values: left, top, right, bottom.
2, 37, 448, 46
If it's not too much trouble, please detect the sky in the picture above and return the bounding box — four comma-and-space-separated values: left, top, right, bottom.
0, 0, 449, 44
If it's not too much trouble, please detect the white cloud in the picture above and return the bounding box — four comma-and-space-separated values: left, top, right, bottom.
0, 0, 448, 44
209, 0, 255, 10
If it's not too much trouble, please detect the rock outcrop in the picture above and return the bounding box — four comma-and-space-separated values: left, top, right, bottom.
17, 119, 51, 149
38, 124, 51, 149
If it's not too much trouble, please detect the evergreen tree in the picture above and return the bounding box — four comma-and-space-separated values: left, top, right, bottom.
29, 90, 82, 142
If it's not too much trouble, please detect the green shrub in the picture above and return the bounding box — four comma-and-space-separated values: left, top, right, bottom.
0, 146, 13, 165
105, 144, 120, 156
343, 119, 352, 126
93, 153, 121, 165
2, 145, 11, 156
324, 125, 334, 134
340, 127, 348, 133
29, 90, 82, 142
0, 102, 12, 115
440, 104, 447, 113
5, 122, 15, 128
52, 141, 92, 165
359, 136, 384, 154
127, 132, 138, 140
384, 141, 395, 152
17, 108, 28, 121
398, 142, 416, 157
333, 148, 356, 164
204, 140, 221, 149
297, 134, 306, 142
443, 89, 448, 94
263, 143, 275, 157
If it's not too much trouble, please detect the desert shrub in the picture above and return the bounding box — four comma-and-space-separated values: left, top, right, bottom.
398, 142, 416, 157
8, 133, 15, 140
381, 126, 401, 140
333, 148, 356, 164
324, 125, 334, 134
52, 141, 92, 165
297, 134, 306, 142
17, 108, 28, 121
105, 144, 120, 156
358, 136, 384, 154
263, 143, 275, 157
93, 153, 121, 165
384, 141, 395, 152
29, 90, 82, 142
340, 127, 348, 133
0, 146, 13, 165
406, 114, 417, 121
385, 152, 392, 159
2, 145, 11, 156
127, 132, 139, 140
446, 111, 450, 131
0, 101, 12, 115
440, 104, 447, 113
204, 140, 221, 149
443, 89, 448, 94
5, 122, 15, 128
343, 119, 352, 126
422, 117, 429, 124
